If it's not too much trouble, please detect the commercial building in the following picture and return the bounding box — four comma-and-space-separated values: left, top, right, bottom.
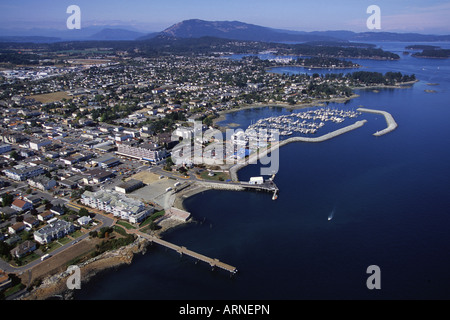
0, 144, 12, 154
3, 165, 45, 181
29, 139, 52, 151
115, 179, 144, 194
116, 142, 167, 162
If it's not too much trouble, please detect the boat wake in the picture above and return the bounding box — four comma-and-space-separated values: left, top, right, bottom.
328, 207, 336, 221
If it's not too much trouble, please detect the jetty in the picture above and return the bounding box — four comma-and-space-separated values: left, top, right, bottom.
357, 107, 398, 136
134, 231, 238, 275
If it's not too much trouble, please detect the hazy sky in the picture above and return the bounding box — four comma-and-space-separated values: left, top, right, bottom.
1, 0, 450, 34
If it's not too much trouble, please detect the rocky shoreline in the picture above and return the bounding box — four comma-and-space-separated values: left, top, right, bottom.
21, 236, 151, 300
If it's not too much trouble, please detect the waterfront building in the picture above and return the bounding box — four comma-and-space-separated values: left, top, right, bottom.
33, 219, 75, 244
81, 190, 153, 223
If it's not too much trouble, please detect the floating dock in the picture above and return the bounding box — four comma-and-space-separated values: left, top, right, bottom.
229, 119, 367, 181
357, 107, 398, 136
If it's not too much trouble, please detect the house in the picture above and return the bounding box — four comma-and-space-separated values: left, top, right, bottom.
24, 195, 42, 206
0, 271, 12, 291
0, 207, 18, 218
10, 240, 37, 258
23, 216, 39, 228
50, 204, 65, 216
38, 211, 55, 222
11, 199, 33, 212
77, 215, 92, 226
8, 222, 25, 234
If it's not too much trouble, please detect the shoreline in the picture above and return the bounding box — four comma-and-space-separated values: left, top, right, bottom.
213, 80, 417, 129
213, 94, 360, 128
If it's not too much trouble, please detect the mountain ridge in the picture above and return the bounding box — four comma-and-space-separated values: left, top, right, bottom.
138, 19, 450, 43
2, 19, 450, 43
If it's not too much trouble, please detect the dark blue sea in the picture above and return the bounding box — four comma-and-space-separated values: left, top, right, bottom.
75, 42, 450, 300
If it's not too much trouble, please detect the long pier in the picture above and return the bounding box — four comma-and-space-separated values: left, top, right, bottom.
357, 107, 398, 136
134, 231, 238, 275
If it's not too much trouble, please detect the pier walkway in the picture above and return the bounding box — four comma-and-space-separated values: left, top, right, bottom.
357, 108, 398, 136
133, 231, 238, 274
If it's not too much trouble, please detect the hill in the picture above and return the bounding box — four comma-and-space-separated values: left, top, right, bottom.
139, 19, 338, 42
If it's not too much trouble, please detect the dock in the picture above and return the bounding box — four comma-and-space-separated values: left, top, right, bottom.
229, 119, 367, 181
134, 231, 238, 275
357, 108, 398, 136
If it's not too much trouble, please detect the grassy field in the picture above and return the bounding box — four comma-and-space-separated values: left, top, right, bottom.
31, 91, 72, 103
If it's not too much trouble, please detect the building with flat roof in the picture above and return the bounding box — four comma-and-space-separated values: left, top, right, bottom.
0, 144, 12, 154
81, 189, 153, 223
115, 179, 144, 194
3, 165, 45, 181
116, 141, 167, 162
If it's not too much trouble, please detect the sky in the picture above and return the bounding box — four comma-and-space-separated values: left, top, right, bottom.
1, 0, 450, 34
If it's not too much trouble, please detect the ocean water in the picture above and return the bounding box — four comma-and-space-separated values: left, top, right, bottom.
75, 42, 450, 300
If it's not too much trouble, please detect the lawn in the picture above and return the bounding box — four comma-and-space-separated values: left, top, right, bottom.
199, 171, 230, 181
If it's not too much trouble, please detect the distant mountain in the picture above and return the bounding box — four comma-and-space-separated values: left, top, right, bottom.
88, 28, 146, 41
138, 19, 450, 43
138, 19, 339, 42
0, 36, 61, 43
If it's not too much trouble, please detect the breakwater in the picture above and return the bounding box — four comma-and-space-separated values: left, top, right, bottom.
357, 108, 398, 136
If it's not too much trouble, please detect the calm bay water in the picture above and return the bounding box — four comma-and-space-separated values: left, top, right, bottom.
76, 42, 450, 300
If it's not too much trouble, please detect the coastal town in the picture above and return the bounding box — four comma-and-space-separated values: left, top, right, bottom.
0, 38, 416, 299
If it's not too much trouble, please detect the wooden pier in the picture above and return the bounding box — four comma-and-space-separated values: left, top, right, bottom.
134, 231, 238, 275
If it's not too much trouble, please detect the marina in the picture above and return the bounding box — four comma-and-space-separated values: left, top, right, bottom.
246, 107, 362, 137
